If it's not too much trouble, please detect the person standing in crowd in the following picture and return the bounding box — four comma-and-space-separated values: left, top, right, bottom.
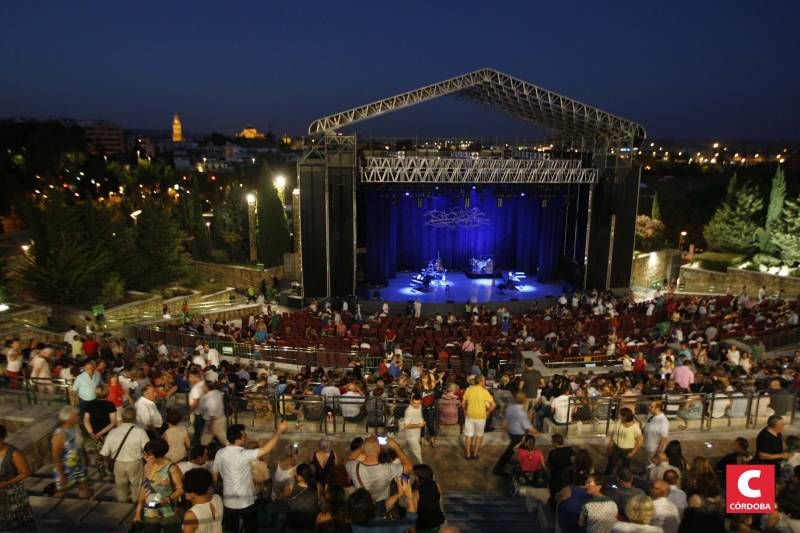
402, 393, 426, 465
182, 468, 223, 533
412, 464, 445, 533
348, 478, 418, 533
4, 339, 23, 388
607, 467, 644, 519
643, 400, 669, 459
71, 360, 101, 413
199, 383, 228, 446
649, 479, 680, 533
213, 421, 289, 532
346, 436, 413, 515
605, 408, 642, 475
756, 414, 790, 466
100, 407, 150, 504
132, 438, 184, 532
611, 494, 663, 533
162, 408, 190, 464
0, 424, 35, 531
462, 375, 496, 460
493, 392, 538, 475
520, 358, 542, 410
187, 369, 206, 447
136, 385, 164, 437
51, 406, 89, 499
579, 473, 618, 533
83, 384, 117, 480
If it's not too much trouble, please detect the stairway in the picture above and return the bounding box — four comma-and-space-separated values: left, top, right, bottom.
441, 490, 551, 533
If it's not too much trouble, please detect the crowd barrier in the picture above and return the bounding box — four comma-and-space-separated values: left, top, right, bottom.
546, 390, 798, 437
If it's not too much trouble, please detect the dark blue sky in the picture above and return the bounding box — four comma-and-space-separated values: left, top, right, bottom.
1, 1, 798, 140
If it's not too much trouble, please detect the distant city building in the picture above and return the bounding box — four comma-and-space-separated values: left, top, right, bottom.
80, 120, 125, 154
237, 126, 266, 140
172, 113, 184, 142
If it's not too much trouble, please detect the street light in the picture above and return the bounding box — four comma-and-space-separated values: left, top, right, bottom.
274, 175, 286, 204
130, 209, 142, 225
205, 220, 211, 240
679, 230, 688, 251
246, 192, 258, 262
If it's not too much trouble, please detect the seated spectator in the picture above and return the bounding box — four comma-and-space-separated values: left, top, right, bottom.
515, 434, 545, 485
341, 383, 366, 420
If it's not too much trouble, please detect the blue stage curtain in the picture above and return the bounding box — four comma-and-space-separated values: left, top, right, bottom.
363, 189, 565, 285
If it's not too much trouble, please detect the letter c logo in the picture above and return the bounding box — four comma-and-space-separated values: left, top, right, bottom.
738, 470, 762, 499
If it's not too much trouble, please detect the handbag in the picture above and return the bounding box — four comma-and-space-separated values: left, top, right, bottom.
107, 425, 135, 471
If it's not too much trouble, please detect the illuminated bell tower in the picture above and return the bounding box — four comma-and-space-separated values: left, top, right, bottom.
172, 113, 184, 143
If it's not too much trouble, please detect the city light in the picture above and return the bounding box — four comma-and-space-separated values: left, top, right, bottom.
274, 175, 287, 189
246, 193, 256, 205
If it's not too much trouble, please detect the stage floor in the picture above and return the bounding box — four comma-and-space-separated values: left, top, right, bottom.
376, 272, 566, 304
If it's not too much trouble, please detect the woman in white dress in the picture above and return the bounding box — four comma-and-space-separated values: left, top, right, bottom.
182, 467, 223, 533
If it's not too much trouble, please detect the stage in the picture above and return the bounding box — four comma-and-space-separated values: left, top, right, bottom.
374, 271, 566, 304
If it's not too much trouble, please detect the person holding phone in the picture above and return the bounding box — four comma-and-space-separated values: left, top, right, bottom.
346, 435, 413, 516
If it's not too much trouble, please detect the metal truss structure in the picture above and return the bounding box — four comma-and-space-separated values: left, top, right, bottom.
360, 156, 598, 184
309, 68, 645, 146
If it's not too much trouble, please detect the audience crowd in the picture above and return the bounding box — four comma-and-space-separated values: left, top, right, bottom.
0, 287, 798, 531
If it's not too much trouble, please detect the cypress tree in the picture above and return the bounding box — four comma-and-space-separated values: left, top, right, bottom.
651, 192, 661, 221
256, 181, 291, 268
761, 166, 786, 253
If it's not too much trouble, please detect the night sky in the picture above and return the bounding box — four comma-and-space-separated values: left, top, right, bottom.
1, 1, 798, 140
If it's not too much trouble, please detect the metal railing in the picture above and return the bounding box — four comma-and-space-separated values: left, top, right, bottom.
551, 391, 798, 436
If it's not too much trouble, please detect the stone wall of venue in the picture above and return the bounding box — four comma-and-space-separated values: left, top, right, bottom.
0, 304, 51, 331
630, 249, 682, 288
192, 260, 286, 288
678, 265, 729, 294
726, 268, 800, 298
679, 265, 800, 298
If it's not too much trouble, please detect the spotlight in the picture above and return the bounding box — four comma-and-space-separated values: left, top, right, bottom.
497, 196, 503, 208
520, 192, 526, 197
405, 192, 410, 197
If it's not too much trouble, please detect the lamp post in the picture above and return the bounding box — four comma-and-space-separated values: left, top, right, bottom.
205, 220, 211, 240
678, 230, 688, 251
130, 209, 142, 226
246, 192, 258, 263
274, 175, 287, 205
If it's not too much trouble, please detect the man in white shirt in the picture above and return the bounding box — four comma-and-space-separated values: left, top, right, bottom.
402, 394, 425, 464
30, 347, 53, 381
100, 407, 150, 503
663, 470, 687, 518
213, 421, 288, 532
320, 378, 341, 410
157, 340, 168, 357
643, 401, 669, 457
551, 388, 571, 424
192, 348, 207, 369
340, 384, 365, 419
650, 479, 680, 533
64, 326, 80, 345
187, 368, 207, 447
200, 384, 229, 446
207, 346, 221, 368
135, 385, 163, 434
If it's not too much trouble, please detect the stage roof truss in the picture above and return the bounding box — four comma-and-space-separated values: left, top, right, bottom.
361, 156, 598, 184
309, 68, 645, 146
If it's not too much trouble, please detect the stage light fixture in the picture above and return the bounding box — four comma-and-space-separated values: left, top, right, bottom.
542, 198, 548, 207
417, 196, 423, 208
497, 196, 503, 208
464, 195, 470, 208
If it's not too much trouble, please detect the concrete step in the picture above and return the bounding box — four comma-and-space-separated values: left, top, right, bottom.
441, 490, 550, 533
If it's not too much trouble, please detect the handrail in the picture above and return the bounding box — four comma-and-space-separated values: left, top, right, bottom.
556, 390, 797, 435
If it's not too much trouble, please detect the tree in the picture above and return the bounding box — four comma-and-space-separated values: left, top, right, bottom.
771, 194, 800, 265
257, 181, 291, 268
635, 215, 665, 252
19, 233, 112, 305
726, 172, 738, 203
128, 199, 189, 289
761, 166, 786, 253
703, 184, 764, 254
651, 192, 661, 221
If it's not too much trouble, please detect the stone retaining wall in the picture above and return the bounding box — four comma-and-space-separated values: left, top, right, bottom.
0, 304, 51, 331
192, 260, 286, 288
679, 265, 800, 298
630, 249, 682, 288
